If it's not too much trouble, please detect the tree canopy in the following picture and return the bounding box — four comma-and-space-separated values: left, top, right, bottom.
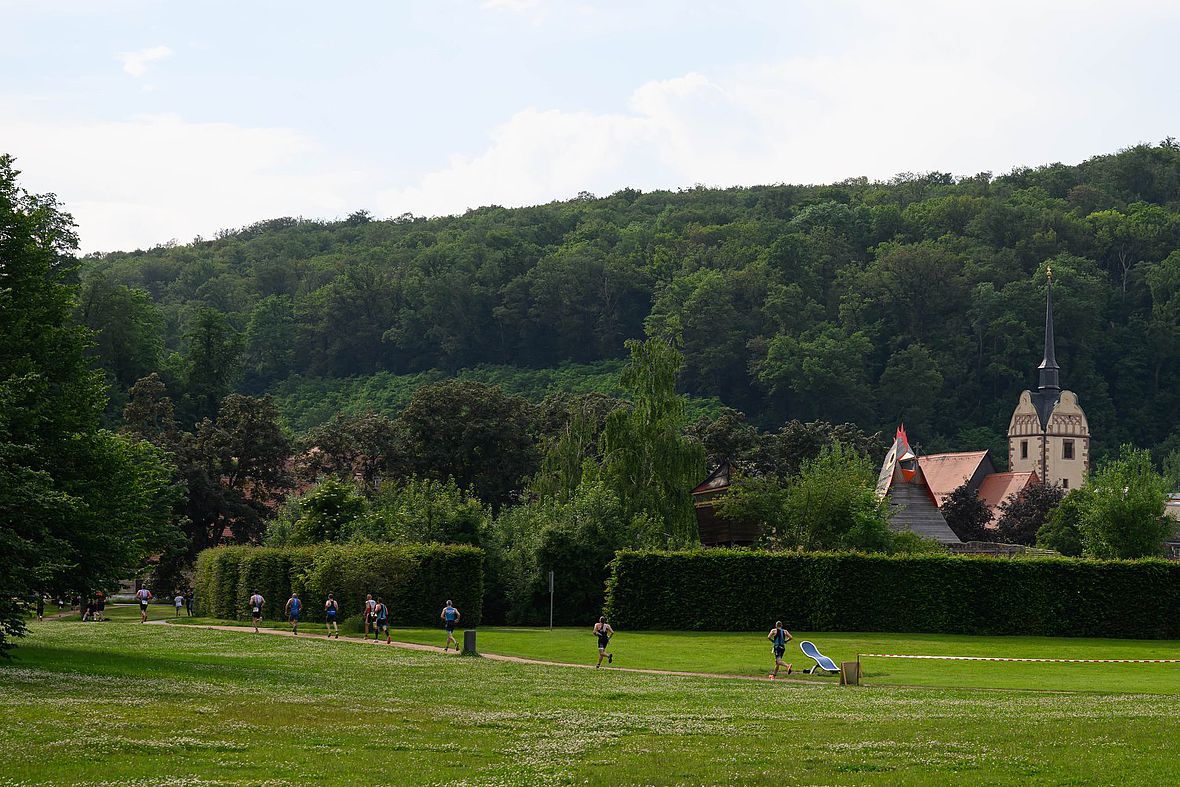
71, 141, 1180, 465
0, 156, 181, 654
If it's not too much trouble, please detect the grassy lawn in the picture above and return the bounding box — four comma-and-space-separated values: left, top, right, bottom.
5, 612, 1180, 784
152, 605, 1180, 694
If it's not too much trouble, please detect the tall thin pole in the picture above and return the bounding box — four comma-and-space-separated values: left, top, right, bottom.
548, 570, 554, 632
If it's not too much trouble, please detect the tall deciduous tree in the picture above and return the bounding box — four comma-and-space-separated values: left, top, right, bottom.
1075, 445, 1170, 558
995, 483, 1064, 545
940, 483, 994, 542
393, 380, 539, 508
75, 275, 164, 396
301, 412, 402, 494
180, 308, 241, 425
182, 394, 293, 552
597, 338, 705, 546
0, 156, 180, 653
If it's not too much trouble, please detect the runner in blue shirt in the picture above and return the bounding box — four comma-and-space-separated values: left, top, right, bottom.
285, 593, 302, 636
767, 621, 792, 679
373, 598, 391, 644
440, 601, 460, 652
324, 593, 340, 639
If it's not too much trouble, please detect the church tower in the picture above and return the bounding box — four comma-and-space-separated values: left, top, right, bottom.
1007, 269, 1090, 490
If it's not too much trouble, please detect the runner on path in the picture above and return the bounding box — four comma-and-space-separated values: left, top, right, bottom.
324, 593, 340, 638
135, 586, 152, 623
36, 596, 44, 621
441, 601, 460, 652
285, 593, 302, 636
249, 591, 265, 633
767, 621, 792, 679
363, 594, 377, 640
373, 598, 391, 644
593, 617, 614, 668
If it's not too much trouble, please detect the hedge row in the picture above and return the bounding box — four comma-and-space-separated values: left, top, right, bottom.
194, 543, 483, 626
603, 550, 1180, 639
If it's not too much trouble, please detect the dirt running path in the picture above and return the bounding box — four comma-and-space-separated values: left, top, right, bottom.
159, 621, 821, 686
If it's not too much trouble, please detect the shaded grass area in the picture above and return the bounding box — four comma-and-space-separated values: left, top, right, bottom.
157, 610, 1180, 695
9, 617, 1180, 785
6, 619, 1180, 784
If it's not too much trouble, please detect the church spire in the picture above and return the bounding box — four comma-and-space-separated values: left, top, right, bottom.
1038, 266, 1060, 391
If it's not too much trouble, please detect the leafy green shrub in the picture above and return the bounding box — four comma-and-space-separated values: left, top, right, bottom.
288, 478, 365, 545
351, 478, 489, 546
485, 480, 639, 626
603, 549, 1180, 639
195, 543, 483, 626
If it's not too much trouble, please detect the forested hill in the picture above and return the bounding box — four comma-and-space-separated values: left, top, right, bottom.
77, 142, 1180, 461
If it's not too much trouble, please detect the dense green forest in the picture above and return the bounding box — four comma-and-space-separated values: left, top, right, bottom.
77, 141, 1180, 460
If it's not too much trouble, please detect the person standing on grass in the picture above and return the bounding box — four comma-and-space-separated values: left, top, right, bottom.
767, 621, 792, 679
174, 593, 184, 617
363, 594, 377, 640
186, 591, 194, 617
36, 595, 44, 621
443, 604, 460, 651
593, 617, 614, 668
373, 598, 391, 644
249, 591, 265, 633
324, 593, 340, 639
285, 592, 302, 636
95, 591, 106, 621
135, 586, 152, 623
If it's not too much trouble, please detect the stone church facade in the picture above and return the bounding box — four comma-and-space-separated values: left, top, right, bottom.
1007, 271, 1091, 490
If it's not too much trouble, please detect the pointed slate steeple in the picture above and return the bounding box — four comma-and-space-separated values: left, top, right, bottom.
1038, 267, 1060, 392
1031, 267, 1062, 429
1007, 265, 1091, 491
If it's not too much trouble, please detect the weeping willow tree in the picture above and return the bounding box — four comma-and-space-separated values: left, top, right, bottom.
596, 338, 706, 547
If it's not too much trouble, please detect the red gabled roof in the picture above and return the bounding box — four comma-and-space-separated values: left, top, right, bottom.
977, 471, 1039, 524
917, 451, 991, 506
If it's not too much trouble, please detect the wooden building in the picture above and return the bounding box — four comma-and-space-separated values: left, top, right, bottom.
691, 462, 761, 547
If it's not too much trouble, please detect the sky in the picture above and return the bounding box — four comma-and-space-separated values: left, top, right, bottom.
4, 0, 1180, 254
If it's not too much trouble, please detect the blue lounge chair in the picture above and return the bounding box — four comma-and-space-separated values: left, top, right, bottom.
800, 640, 841, 675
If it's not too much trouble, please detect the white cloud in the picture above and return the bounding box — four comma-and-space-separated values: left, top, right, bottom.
480, 0, 543, 12
3, 114, 369, 253
117, 45, 172, 77
380, 0, 1180, 219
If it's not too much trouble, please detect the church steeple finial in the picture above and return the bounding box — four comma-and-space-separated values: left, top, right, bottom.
1038, 266, 1060, 391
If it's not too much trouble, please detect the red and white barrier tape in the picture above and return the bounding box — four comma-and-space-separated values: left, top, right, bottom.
859, 653, 1180, 664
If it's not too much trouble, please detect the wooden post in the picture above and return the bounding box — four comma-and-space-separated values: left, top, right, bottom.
841, 659, 860, 686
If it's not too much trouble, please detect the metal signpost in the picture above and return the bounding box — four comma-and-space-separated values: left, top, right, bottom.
548, 570, 554, 631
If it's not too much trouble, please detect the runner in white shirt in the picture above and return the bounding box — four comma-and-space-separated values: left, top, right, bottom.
363, 594, 377, 641
135, 587, 152, 623
174, 594, 184, 617
248, 591, 265, 633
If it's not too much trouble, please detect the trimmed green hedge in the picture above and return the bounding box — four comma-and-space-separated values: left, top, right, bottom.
195, 543, 483, 626
603, 550, 1180, 639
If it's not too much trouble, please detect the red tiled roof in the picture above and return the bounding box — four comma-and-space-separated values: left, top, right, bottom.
977, 471, 1039, 524
917, 451, 991, 506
